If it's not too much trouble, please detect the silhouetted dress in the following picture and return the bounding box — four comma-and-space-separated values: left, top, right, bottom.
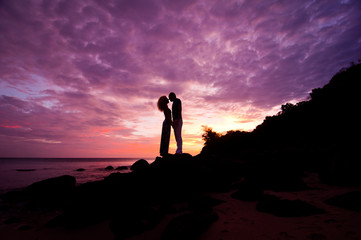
160, 107, 171, 156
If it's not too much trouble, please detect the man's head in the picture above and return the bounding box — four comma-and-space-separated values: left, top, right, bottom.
169, 92, 176, 102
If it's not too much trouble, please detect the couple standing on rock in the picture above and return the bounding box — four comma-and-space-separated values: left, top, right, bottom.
157, 92, 182, 156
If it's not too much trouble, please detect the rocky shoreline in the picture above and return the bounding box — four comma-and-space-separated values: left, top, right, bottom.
1, 153, 361, 240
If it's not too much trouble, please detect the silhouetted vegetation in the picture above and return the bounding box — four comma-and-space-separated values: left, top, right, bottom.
201, 62, 361, 186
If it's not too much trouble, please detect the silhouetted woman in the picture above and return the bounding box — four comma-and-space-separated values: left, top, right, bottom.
158, 96, 172, 156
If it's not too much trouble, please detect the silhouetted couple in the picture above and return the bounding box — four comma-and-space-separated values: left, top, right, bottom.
157, 92, 182, 156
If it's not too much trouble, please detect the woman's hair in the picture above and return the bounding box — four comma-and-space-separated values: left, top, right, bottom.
157, 96, 168, 112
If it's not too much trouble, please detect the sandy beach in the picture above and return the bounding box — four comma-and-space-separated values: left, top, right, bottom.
131, 172, 361, 240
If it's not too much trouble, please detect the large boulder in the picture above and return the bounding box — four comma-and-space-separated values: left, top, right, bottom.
131, 159, 150, 171
150, 154, 194, 171
27, 175, 76, 196
26, 175, 76, 207
61, 180, 117, 227
105, 166, 114, 170
149, 154, 200, 201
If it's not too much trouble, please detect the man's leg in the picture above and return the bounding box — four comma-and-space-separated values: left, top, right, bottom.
173, 119, 183, 154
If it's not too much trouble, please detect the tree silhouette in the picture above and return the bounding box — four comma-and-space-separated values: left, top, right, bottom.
201, 62, 361, 185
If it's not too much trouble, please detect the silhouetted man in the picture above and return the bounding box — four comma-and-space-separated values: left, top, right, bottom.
169, 92, 182, 154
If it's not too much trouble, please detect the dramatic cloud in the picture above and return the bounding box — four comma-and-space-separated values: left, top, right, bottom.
1, 0, 360, 157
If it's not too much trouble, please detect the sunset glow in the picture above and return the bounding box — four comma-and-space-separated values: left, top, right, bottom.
0, 0, 360, 158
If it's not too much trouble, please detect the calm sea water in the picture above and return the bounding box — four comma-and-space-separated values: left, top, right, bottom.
0, 158, 154, 194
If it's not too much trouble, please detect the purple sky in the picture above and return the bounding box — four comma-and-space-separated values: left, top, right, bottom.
1, 0, 360, 157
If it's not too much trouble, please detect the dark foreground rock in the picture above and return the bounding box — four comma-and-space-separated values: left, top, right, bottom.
130, 159, 150, 171
26, 175, 76, 207
3, 217, 22, 224
1, 189, 27, 202
105, 166, 114, 170
16, 169, 36, 172
115, 166, 128, 170
110, 206, 163, 240
161, 212, 219, 240
42, 154, 204, 231
1, 175, 76, 210
231, 182, 264, 202
2, 153, 322, 239
256, 194, 325, 217
325, 191, 361, 212
26, 175, 75, 195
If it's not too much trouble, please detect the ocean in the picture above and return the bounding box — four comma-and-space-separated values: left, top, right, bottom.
0, 158, 154, 194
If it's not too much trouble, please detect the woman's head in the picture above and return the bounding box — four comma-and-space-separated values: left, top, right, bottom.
157, 96, 169, 111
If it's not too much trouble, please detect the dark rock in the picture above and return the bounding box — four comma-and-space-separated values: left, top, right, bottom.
110, 206, 163, 239
16, 169, 36, 172
4, 217, 22, 224
105, 166, 114, 170
64, 172, 142, 228
18, 225, 33, 231
0, 204, 11, 211
325, 190, 361, 212
149, 156, 163, 168
151, 154, 194, 169
149, 154, 201, 201
1, 190, 27, 202
131, 159, 149, 171
116, 166, 128, 170
26, 175, 76, 207
256, 194, 325, 217
104, 172, 124, 182
170, 153, 193, 161
76, 168, 85, 172
26, 175, 76, 194
231, 182, 264, 202
161, 212, 218, 240
111, 214, 148, 239
46, 214, 67, 228
27, 175, 76, 196
68, 180, 113, 219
